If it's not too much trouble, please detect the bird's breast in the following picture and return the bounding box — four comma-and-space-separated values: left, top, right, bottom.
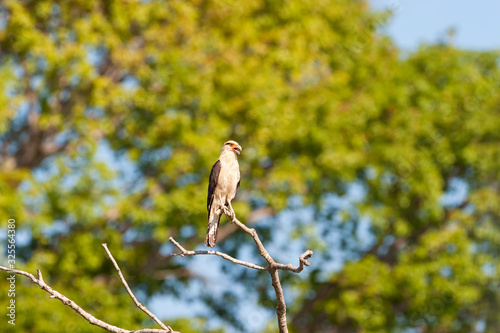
216, 158, 240, 194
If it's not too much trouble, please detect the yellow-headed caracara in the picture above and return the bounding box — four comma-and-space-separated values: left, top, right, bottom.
205, 140, 242, 247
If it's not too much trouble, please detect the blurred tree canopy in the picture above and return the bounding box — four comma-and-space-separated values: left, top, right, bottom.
0, 0, 499, 332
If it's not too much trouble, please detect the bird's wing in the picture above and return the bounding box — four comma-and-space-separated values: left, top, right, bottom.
207, 160, 221, 211
236, 175, 240, 191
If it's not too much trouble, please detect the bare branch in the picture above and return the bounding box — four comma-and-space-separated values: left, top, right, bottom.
270, 269, 288, 332
0, 266, 175, 333
170, 207, 314, 333
169, 237, 268, 271
0, 210, 310, 333
101, 243, 174, 332
215, 206, 275, 243
222, 206, 275, 265
271, 250, 314, 273
221, 207, 313, 333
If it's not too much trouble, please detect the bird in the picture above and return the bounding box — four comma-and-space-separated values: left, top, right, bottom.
205, 140, 242, 247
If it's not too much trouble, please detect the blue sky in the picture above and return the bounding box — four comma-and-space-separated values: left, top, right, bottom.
371, 0, 500, 50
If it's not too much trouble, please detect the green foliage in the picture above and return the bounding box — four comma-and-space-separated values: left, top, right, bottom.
0, 0, 499, 332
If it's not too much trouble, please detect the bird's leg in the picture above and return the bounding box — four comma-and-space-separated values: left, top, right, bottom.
216, 194, 224, 215
222, 205, 230, 218
221, 202, 234, 220
227, 202, 235, 221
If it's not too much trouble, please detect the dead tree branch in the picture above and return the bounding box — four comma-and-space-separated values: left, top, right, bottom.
0, 251, 178, 333
101, 243, 174, 332
169, 207, 314, 333
0, 213, 310, 333
169, 237, 268, 271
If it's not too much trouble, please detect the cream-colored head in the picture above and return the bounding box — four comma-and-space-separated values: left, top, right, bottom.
221, 140, 242, 155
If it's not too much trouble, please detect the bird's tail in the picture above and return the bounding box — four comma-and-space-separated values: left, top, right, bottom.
205, 206, 221, 247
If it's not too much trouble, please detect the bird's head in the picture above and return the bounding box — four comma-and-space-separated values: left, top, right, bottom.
222, 140, 242, 155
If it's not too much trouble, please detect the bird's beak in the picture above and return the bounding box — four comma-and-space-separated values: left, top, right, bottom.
234, 145, 242, 155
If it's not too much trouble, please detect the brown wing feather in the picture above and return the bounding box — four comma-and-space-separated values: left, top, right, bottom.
207, 160, 221, 212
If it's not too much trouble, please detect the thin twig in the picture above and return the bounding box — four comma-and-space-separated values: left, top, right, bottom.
170, 207, 314, 333
101, 244, 173, 332
271, 250, 314, 273
169, 237, 268, 271
222, 207, 276, 265
0, 266, 174, 333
